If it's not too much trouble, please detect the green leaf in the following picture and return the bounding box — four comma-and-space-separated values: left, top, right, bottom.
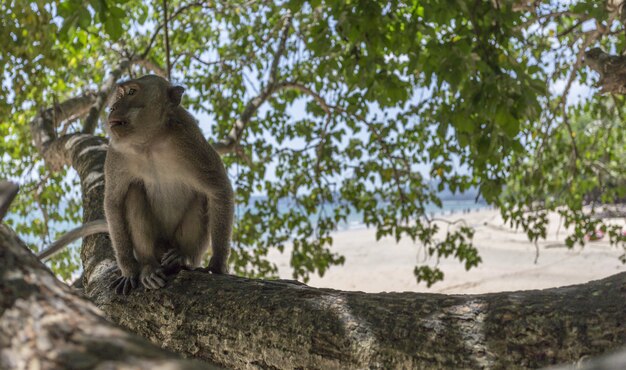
104, 17, 123, 40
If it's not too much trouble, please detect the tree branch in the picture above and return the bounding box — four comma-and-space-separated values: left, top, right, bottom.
3, 176, 626, 368
140, 1, 207, 60
0, 182, 19, 222
30, 94, 97, 155
276, 81, 331, 115
212, 87, 275, 155
134, 57, 168, 78
268, 11, 292, 86
585, 47, 626, 94
212, 12, 293, 155
211, 80, 332, 156
82, 59, 131, 134
84, 262, 626, 369
163, 0, 172, 81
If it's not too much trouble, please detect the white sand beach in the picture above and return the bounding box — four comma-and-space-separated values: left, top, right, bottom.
267, 208, 626, 294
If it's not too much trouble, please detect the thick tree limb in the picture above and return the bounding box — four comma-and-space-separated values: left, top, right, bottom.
585, 47, 626, 94
0, 182, 19, 222
30, 93, 97, 154
0, 223, 220, 370
79, 253, 626, 369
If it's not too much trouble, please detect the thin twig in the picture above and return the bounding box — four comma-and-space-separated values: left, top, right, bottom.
163, 0, 172, 80
213, 12, 294, 155
268, 11, 293, 86
141, 1, 207, 59
276, 81, 331, 115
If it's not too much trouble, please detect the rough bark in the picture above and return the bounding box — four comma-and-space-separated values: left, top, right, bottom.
83, 265, 625, 369
0, 224, 221, 370
584, 47, 626, 94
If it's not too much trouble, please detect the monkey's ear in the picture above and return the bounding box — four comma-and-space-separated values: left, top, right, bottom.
168, 86, 185, 106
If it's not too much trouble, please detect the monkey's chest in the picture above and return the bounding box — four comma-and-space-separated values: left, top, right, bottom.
144, 180, 197, 237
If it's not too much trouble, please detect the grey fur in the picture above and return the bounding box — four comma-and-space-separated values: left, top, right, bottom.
37, 75, 233, 294
105, 75, 233, 294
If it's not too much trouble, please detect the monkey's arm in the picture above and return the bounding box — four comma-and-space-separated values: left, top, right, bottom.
38, 219, 109, 261
104, 153, 141, 280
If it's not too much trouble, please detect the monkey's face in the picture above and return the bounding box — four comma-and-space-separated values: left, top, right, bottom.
107, 75, 184, 145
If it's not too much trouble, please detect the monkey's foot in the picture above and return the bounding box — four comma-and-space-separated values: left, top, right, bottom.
109, 275, 139, 295
140, 265, 167, 290
206, 256, 229, 274
161, 249, 192, 273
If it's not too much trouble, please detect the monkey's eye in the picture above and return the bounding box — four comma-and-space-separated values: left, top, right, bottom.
127, 88, 136, 96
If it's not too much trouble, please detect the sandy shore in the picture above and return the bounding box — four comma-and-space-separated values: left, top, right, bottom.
267, 208, 626, 294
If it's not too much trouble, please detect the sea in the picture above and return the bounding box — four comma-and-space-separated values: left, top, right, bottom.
12, 187, 490, 252
240, 192, 490, 232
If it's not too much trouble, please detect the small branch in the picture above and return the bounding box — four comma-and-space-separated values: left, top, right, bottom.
276, 81, 331, 115
556, 17, 588, 37
140, 1, 207, 59
212, 12, 294, 155
163, 0, 172, 80
212, 81, 333, 156
185, 53, 222, 67
212, 88, 275, 155
268, 11, 293, 86
134, 57, 168, 78
557, 32, 602, 163
30, 94, 97, 154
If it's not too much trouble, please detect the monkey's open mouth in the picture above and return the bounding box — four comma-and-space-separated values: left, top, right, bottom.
108, 120, 128, 128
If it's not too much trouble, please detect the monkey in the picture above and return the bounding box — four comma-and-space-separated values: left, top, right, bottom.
104, 74, 234, 294
36, 75, 234, 295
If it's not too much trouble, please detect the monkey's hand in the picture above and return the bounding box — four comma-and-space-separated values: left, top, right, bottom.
161, 249, 191, 273
109, 274, 139, 295
140, 265, 167, 290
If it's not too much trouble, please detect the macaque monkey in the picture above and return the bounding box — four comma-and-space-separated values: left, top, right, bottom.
104, 75, 233, 294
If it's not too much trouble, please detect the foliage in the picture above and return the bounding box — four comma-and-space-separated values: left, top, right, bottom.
501, 102, 626, 259
0, 0, 624, 285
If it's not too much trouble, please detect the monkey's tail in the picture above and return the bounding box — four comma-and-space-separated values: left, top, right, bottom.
38, 219, 109, 261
